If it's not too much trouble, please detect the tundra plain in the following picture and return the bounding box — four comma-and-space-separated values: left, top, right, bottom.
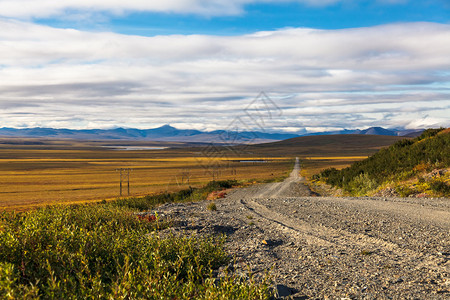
0, 134, 404, 211
0, 139, 291, 211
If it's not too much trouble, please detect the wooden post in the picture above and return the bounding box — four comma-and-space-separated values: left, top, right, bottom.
119, 169, 123, 197
116, 168, 132, 197
127, 169, 130, 195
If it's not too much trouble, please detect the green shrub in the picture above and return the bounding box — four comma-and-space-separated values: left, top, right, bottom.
395, 185, 415, 197
203, 180, 238, 192
429, 179, 450, 196
0, 205, 270, 299
348, 173, 377, 196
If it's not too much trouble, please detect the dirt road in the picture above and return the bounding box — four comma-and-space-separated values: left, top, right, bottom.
154, 158, 450, 299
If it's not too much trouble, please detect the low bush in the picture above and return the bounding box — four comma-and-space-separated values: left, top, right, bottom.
429, 178, 450, 196
347, 173, 378, 196
112, 180, 239, 212
0, 204, 270, 299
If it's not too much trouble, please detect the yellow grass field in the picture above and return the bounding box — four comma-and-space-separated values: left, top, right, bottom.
0, 134, 401, 211
0, 144, 293, 211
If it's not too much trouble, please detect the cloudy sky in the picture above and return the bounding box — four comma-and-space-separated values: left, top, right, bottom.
0, 0, 449, 133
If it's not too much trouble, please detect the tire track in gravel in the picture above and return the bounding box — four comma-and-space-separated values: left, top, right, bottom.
223, 157, 449, 297
240, 198, 448, 274
157, 157, 450, 298
240, 198, 334, 247
235, 158, 449, 273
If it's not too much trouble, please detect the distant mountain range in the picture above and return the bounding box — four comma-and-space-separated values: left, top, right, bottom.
0, 125, 298, 144
0, 125, 424, 143
304, 127, 424, 138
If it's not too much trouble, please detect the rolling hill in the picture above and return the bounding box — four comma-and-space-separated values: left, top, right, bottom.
239, 134, 406, 157
315, 128, 450, 197
305, 126, 423, 137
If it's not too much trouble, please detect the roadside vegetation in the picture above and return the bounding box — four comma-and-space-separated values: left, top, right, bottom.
0, 180, 272, 299
112, 180, 238, 211
313, 128, 450, 197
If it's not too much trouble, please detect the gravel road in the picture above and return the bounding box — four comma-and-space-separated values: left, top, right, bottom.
153, 158, 450, 299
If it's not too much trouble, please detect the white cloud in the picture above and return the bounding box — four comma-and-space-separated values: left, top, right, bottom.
0, 0, 400, 18
0, 20, 449, 131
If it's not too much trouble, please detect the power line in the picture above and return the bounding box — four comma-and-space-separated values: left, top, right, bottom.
115, 168, 133, 197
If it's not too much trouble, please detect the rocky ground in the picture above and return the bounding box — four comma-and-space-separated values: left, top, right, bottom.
147, 158, 450, 299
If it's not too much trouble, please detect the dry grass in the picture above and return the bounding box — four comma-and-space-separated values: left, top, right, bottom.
0, 144, 292, 211
0, 134, 404, 211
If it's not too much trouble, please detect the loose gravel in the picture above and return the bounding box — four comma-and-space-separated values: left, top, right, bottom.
150, 158, 450, 299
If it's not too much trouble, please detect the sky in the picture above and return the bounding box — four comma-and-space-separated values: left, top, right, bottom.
0, 0, 449, 133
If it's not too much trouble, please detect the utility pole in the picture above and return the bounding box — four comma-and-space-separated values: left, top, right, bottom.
116, 168, 132, 197
181, 170, 190, 185
212, 168, 220, 181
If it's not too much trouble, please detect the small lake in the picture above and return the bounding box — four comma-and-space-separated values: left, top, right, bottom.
103, 146, 168, 151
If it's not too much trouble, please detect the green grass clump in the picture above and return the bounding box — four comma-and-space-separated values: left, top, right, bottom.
360, 250, 374, 256
0, 204, 271, 299
207, 202, 217, 211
